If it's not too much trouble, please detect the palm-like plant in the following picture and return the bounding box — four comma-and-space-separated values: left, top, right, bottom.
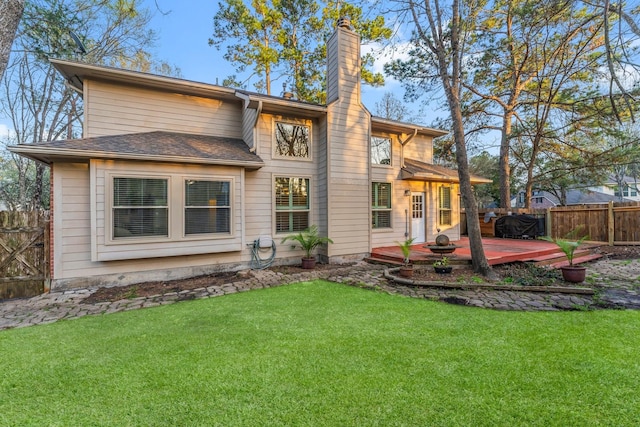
281, 225, 333, 259
540, 228, 588, 266
397, 237, 416, 265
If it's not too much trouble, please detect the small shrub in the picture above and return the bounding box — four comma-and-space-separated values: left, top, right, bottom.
498, 263, 562, 287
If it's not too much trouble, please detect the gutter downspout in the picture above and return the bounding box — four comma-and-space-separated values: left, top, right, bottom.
249, 100, 263, 153
399, 128, 418, 168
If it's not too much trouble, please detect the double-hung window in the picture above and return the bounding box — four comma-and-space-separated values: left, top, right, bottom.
185, 180, 231, 235
438, 185, 452, 226
113, 177, 168, 238
275, 177, 310, 232
372, 182, 392, 228
274, 121, 310, 158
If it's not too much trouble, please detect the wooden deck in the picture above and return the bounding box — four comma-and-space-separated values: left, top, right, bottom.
370, 237, 602, 266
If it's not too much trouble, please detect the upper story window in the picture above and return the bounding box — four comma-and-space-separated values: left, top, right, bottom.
274, 121, 310, 158
113, 177, 168, 238
615, 184, 638, 197
371, 136, 391, 165
438, 185, 452, 226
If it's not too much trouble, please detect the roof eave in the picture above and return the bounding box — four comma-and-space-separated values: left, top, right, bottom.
371, 116, 448, 138
8, 146, 265, 170
401, 169, 492, 185
50, 58, 240, 102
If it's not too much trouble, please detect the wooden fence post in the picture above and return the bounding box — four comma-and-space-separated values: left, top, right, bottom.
608, 201, 614, 246
545, 208, 552, 237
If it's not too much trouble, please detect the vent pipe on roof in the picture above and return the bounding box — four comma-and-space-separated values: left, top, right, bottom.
282, 82, 294, 99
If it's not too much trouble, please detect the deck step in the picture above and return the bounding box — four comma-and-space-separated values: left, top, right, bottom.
547, 253, 603, 269
532, 249, 592, 266
364, 256, 404, 267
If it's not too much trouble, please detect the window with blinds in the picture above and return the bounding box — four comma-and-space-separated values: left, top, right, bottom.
275, 177, 309, 232
184, 180, 231, 235
372, 182, 392, 228
274, 122, 310, 158
113, 177, 168, 238
439, 185, 452, 226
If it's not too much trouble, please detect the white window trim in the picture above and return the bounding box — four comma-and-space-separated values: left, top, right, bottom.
371, 135, 393, 167
272, 118, 313, 161
273, 174, 312, 235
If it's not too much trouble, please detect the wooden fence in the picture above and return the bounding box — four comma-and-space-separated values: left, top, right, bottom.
464, 201, 640, 245
0, 211, 50, 300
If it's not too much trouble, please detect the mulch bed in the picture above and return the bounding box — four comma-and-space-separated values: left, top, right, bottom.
82, 246, 640, 304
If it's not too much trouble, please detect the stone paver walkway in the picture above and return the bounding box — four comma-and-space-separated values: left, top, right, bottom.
2, 258, 639, 331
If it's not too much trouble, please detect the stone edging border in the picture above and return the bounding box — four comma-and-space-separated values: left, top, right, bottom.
383, 267, 595, 295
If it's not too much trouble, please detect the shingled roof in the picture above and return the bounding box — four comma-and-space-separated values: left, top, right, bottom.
8, 131, 264, 170
401, 158, 492, 184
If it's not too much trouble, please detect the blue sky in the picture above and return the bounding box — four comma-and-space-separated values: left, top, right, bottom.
144, 0, 402, 110
0, 1, 434, 141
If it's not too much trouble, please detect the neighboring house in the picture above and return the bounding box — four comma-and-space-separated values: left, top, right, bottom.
596, 175, 640, 202
513, 188, 631, 208
10, 21, 490, 290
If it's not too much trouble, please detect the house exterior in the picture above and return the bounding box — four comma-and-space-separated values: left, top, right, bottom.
513, 187, 633, 208
10, 21, 489, 290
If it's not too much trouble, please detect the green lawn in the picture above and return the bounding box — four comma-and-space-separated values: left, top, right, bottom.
1, 281, 639, 426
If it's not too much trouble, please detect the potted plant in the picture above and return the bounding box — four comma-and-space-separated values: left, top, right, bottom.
433, 256, 452, 274
281, 225, 333, 269
541, 230, 589, 282
396, 237, 416, 278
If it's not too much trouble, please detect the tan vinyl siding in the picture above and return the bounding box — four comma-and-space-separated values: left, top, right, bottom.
84, 80, 243, 138
403, 135, 434, 164
241, 107, 258, 150
326, 32, 339, 104
51, 162, 252, 287
243, 113, 321, 261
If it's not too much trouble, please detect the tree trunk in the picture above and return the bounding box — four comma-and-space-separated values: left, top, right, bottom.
499, 110, 512, 208
0, 0, 24, 81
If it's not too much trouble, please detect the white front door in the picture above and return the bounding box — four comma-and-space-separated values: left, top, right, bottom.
411, 192, 426, 243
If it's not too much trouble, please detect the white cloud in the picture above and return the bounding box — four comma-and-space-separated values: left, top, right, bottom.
0, 123, 17, 145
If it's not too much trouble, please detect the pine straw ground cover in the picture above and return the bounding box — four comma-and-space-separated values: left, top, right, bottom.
1, 281, 639, 426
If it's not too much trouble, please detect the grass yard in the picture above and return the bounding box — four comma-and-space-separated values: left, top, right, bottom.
1, 280, 639, 426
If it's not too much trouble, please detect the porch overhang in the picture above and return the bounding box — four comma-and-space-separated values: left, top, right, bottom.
8, 131, 265, 170
402, 158, 492, 184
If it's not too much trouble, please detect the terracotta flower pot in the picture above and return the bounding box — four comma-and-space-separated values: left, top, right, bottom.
301, 257, 316, 269
399, 265, 414, 278
561, 266, 586, 283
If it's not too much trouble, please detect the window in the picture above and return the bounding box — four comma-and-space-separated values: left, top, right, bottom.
274, 122, 310, 158
372, 182, 392, 228
438, 186, 452, 226
371, 136, 391, 165
275, 177, 309, 232
185, 180, 231, 235
615, 184, 638, 197
113, 177, 168, 238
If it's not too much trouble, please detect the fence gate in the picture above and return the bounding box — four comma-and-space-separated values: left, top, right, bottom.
0, 211, 49, 300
